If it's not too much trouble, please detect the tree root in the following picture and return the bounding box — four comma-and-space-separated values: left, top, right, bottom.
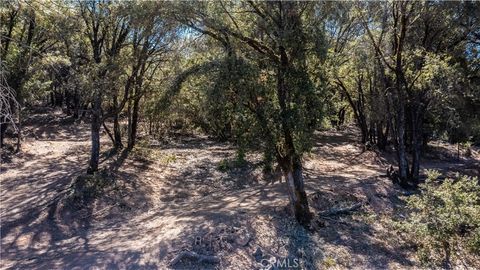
170, 250, 220, 266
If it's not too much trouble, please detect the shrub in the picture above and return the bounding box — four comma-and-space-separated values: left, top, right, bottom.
401, 170, 480, 267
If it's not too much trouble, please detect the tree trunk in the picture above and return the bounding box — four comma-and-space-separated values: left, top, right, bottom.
410, 103, 423, 185
443, 242, 451, 269
276, 47, 311, 225
127, 98, 132, 146
87, 93, 101, 174
277, 154, 311, 225
73, 88, 80, 119
102, 120, 115, 145
290, 157, 311, 225
148, 116, 153, 136
50, 92, 55, 107
113, 113, 122, 149
55, 90, 63, 107
395, 67, 409, 185
411, 140, 421, 184
15, 114, 21, 153
396, 102, 409, 184
336, 80, 368, 143
376, 121, 388, 150
112, 95, 123, 149
127, 96, 140, 150
65, 89, 72, 115
394, 13, 409, 186
369, 121, 375, 145
337, 106, 346, 127
81, 104, 88, 118
0, 122, 7, 148
360, 119, 368, 144
357, 82, 369, 144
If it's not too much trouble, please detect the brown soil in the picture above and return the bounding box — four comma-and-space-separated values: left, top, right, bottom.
1, 108, 479, 269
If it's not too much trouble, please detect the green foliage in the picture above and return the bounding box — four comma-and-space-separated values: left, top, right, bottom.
2, 0, 478, 181
401, 170, 480, 266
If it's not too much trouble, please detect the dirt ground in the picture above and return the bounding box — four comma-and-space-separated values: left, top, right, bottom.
1, 108, 479, 269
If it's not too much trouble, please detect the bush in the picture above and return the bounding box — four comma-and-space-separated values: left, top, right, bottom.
401, 170, 480, 267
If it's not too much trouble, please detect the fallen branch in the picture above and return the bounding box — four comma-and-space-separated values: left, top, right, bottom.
319, 202, 363, 216
170, 250, 220, 266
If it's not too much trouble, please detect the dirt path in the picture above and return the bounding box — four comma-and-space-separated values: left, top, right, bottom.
1, 110, 478, 269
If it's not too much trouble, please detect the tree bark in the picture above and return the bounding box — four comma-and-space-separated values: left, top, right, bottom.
87, 93, 102, 174
0, 122, 7, 148
113, 113, 122, 149
277, 154, 311, 225
290, 157, 311, 224
276, 46, 311, 225
410, 100, 424, 185
394, 3, 409, 186
102, 120, 115, 145
127, 96, 140, 150
337, 106, 346, 127
112, 95, 123, 149
396, 87, 409, 184
15, 114, 21, 153
73, 88, 80, 119
50, 92, 55, 107
1, 8, 18, 61
336, 79, 368, 144
376, 121, 388, 150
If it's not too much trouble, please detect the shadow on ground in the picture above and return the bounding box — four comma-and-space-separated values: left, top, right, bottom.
2, 114, 477, 269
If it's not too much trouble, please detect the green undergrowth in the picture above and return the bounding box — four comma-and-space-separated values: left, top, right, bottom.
396, 170, 480, 267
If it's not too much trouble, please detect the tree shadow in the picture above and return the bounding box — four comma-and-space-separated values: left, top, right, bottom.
303, 171, 415, 268
1, 139, 156, 269
22, 108, 91, 142
150, 136, 262, 203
